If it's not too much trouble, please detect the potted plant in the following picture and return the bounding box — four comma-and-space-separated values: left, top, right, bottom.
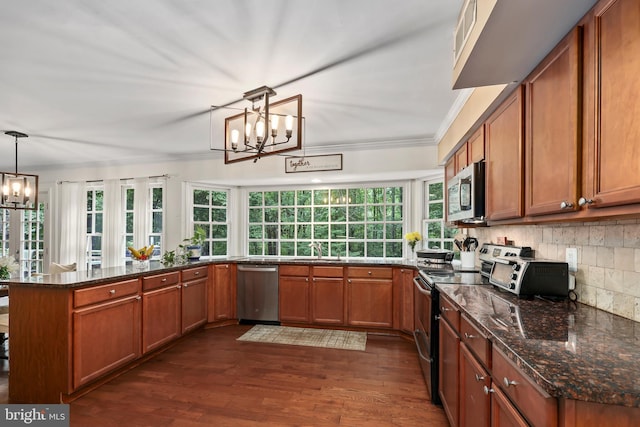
183, 226, 206, 261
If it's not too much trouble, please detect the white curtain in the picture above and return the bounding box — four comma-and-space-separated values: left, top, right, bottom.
133, 177, 150, 249
58, 182, 87, 269
102, 179, 123, 268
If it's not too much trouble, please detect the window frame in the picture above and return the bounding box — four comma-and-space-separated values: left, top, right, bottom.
186, 183, 231, 258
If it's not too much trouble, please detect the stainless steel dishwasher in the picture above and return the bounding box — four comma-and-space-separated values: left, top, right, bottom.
236, 264, 279, 323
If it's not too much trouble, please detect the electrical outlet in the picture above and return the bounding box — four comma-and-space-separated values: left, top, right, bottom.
566, 248, 578, 272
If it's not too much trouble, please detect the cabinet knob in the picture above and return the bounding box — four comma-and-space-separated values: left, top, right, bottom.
313, 278, 317, 282
348, 279, 352, 283
109, 289, 116, 295
483, 386, 494, 395
503, 377, 518, 388
183, 284, 188, 288
194, 271, 200, 275
560, 201, 574, 209
441, 306, 451, 312
474, 373, 485, 382
305, 278, 309, 282
176, 285, 182, 289
136, 296, 141, 301
161, 278, 167, 282
464, 332, 476, 339
578, 197, 594, 206
368, 271, 372, 275
434, 315, 441, 320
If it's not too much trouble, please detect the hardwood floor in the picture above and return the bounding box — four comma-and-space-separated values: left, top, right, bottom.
1, 325, 449, 426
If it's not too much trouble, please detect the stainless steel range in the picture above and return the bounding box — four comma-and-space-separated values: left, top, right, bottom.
413, 243, 532, 404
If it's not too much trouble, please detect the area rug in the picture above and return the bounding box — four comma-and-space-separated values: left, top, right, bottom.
237, 324, 366, 351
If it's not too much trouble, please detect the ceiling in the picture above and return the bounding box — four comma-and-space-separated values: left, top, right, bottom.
0, 0, 464, 172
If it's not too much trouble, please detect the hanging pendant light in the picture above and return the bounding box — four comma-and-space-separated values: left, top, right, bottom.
1, 131, 38, 210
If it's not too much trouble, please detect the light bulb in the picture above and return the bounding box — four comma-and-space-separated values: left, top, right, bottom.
256, 121, 265, 142
285, 115, 294, 138
1, 185, 8, 196
271, 115, 279, 138
11, 181, 21, 196
231, 129, 239, 144
245, 122, 252, 139
24, 185, 31, 197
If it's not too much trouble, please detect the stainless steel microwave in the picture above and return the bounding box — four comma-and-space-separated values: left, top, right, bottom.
447, 161, 485, 223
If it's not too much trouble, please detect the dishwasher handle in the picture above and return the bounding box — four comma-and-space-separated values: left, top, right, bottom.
237, 265, 278, 273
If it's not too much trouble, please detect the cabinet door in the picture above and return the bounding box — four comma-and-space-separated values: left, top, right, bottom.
209, 264, 236, 322
279, 275, 310, 323
491, 385, 529, 427
459, 344, 490, 427
346, 278, 393, 328
73, 295, 141, 389
525, 28, 582, 216
182, 277, 207, 334
485, 86, 525, 221
468, 125, 485, 163
397, 268, 414, 333
439, 317, 460, 427
311, 277, 344, 325
142, 284, 181, 354
586, 0, 640, 208
455, 143, 469, 173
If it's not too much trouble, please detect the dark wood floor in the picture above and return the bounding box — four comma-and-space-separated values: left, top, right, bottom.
1, 325, 449, 426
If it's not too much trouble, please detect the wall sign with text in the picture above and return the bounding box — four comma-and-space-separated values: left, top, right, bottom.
285, 154, 343, 173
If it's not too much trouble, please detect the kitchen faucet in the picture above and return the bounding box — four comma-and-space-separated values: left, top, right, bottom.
309, 242, 322, 259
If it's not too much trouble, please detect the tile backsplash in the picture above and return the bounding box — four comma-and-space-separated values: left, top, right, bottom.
472, 219, 640, 322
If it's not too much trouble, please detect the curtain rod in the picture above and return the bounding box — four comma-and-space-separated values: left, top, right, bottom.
57, 174, 170, 185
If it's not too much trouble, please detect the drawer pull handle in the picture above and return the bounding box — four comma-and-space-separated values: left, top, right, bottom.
194, 271, 200, 275
176, 285, 182, 289
434, 315, 441, 320
474, 374, 485, 382
441, 307, 451, 312
503, 377, 518, 388
183, 284, 188, 288
136, 296, 141, 301
483, 386, 494, 395
161, 278, 167, 282
109, 289, 116, 295
464, 332, 476, 339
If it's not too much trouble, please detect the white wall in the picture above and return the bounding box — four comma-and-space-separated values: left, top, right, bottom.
38, 143, 442, 260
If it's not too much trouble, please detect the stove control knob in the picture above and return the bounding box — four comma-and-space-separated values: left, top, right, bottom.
512, 264, 521, 272
509, 282, 516, 290
511, 273, 518, 281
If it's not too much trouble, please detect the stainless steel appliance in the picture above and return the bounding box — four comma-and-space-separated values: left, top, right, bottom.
489, 257, 569, 298
447, 161, 485, 223
478, 243, 533, 278
237, 264, 279, 323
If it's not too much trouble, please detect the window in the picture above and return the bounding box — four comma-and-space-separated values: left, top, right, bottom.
423, 181, 458, 251
86, 186, 104, 269
123, 183, 164, 262
22, 204, 45, 275
0, 209, 9, 257
124, 187, 134, 260
248, 185, 404, 258
149, 185, 163, 258
191, 187, 229, 257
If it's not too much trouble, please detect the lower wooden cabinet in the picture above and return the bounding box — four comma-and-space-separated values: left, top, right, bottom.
346, 267, 393, 328
142, 284, 181, 354
73, 294, 141, 389
209, 263, 236, 322
279, 266, 311, 323
311, 266, 344, 325
460, 344, 491, 427
181, 269, 208, 334
395, 268, 415, 334
490, 384, 529, 427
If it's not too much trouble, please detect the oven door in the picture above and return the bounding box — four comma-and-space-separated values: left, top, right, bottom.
413, 275, 440, 404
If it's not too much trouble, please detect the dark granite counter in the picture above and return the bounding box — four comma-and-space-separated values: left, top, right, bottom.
437, 284, 640, 408
0, 257, 417, 289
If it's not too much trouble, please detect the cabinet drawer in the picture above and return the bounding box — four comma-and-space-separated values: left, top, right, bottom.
440, 295, 460, 331
347, 266, 392, 279
312, 266, 344, 278
461, 314, 491, 369
181, 266, 208, 282
142, 272, 180, 291
279, 265, 310, 276
492, 346, 557, 427
74, 279, 140, 308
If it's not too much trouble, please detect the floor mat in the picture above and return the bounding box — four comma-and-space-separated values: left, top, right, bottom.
237, 324, 366, 351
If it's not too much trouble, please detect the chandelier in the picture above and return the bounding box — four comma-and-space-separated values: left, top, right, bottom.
223, 86, 302, 164
1, 131, 38, 210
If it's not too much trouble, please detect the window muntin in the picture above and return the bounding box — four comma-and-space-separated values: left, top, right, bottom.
192, 188, 229, 257
423, 181, 458, 251
21, 203, 45, 275
123, 183, 164, 262
86, 187, 103, 269
248, 185, 404, 258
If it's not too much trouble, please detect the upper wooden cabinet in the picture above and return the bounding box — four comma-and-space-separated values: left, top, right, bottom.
582, 0, 640, 210
525, 27, 582, 216
467, 126, 485, 164
455, 143, 469, 174
485, 86, 525, 221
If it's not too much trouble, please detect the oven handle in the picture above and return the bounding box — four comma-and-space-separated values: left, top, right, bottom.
413, 276, 432, 296
413, 329, 433, 363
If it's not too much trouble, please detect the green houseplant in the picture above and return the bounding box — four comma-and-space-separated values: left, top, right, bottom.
183, 226, 206, 260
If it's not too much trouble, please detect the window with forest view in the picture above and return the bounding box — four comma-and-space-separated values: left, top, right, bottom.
247, 186, 404, 258
192, 188, 229, 257
123, 183, 164, 262
22, 204, 45, 275
86, 187, 103, 269
423, 181, 457, 251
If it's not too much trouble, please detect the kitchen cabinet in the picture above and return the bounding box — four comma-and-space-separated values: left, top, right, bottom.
209, 263, 236, 322
279, 265, 311, 323
181, 266, 208, 333
490, 384, 529, 427
468, 125, 485, 164
72, 279, 142, 389
581, 0, 640, 210
524, 27, 582, 216
455, 143, 469, 173
311, 266, 344, 325
460, 344, 491, 427
346, 267, 393, 328
395, 268, 414, 334
142, 272, 181, 354
439, 295, 461, 427
484, 86, 525, 221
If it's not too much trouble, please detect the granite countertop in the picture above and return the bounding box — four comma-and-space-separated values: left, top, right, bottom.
0, 257, 418, 288
437, 284, 640, 408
